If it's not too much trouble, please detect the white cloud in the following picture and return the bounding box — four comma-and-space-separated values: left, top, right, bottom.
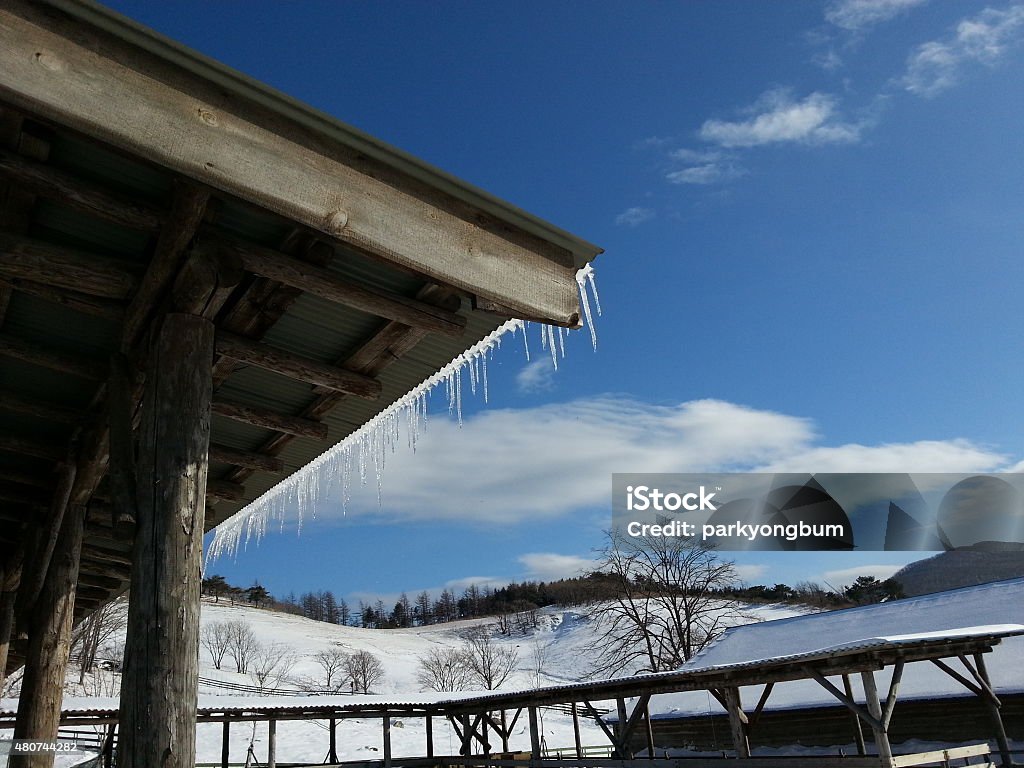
826, 0, 929, 31
822, 563, 903, 587
902, 5, 1024, 96
516, 359, 556, 394
614, 207, 655, 227
734, 564, 770, 583
336, 397, 1013, 524
518, 553, 595, 581
700, 90, 863, 148
666, 149, 746, 185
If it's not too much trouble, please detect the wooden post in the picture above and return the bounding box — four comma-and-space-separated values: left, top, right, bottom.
644, 701, 656, 760
528, 707, 541, 765
267, 718, 276, 768
383, 714, 392, 768
571, 703, 583, 759
116, 313, 214, 768
974, 653, 1012, 768
221, 721, 229, 768
0, 569, 16, 692
722, 687, 750, 758
329, 716, 338, 763
861, 671, 894, 768
500, 710, 510, 753
843, 674, 867, 756
615, 698, 628, 758
426, 714, 434, 759
9, 505, 84, 768
481, 714, 490, 758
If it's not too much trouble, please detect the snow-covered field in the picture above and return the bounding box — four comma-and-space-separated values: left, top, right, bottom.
4, 580, 1022, 766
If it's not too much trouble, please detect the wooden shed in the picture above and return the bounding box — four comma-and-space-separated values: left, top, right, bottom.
0, 1, 601, 765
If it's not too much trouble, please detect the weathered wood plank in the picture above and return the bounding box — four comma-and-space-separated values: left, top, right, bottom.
0, 434, 65, 462
0, 277, 125, 320
0, 232, 139, 299
212, 398, 328, 439
206, 479, 245, 502
218, 236, 467, 337
209, 443, 284, 473
0, 331, 107, 379
215, 331, 381, 400
118, 313, 212, 768
0, 388, 83, 424
0, 3, 586, 325
0, 147, 162, 230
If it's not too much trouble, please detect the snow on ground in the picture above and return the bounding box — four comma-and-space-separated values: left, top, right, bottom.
645, 577, 1024, 721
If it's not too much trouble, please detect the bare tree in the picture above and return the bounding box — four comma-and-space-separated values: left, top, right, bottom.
415, 647, 472, 692
462, 629, 518, 690
586, 532, 745, 677
306, 648, 349, 693
345, 650, 384, 694
71, 595, 128, 684
199, 620, 232, 671
249, 642, 297, 692
225, 620, 259, 674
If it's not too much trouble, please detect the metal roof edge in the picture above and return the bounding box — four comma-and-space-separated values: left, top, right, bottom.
38, 0, 604, 268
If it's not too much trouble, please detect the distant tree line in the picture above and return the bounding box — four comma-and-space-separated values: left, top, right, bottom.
200, 570, 903, 631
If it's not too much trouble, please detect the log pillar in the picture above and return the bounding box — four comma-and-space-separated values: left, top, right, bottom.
974, 653, 1012, 768
528, 707, 541, 765
10, 504, 85, 768
383, 714, 392, 768
571, 703, 583, 759
329, 716, 338, 763
426, 714, 433, 759
0, 568, 16, 692
861, 670, 893, 768
722, 687, 750, 758
116, 313, 214, 768
267, 718, 276, 768
843, 674, 867, 756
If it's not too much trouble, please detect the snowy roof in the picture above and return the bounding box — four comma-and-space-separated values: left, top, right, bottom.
683, 577, 1024, 671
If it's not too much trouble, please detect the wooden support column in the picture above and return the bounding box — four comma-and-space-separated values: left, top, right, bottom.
267, 718, 276, 768
843, 674, 867, 756
0, 565, 16, 692
426, 714, 434, 759
220, 721, 229, 768
328, 717, 338, 763
528, 707, 541, 765
973, 653, 1012, 768
117, 313, 214, 768
861, 670, 894, 768
460, 714, 473, 757
722, 687, 750, 758
615, 698, 628, 758
644, 701, 656, 759
9, 505, 85, 768
383, 714, 392, 768
571, 703, 583, 759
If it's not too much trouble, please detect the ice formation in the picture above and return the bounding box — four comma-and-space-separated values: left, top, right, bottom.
205, 265, 600, 562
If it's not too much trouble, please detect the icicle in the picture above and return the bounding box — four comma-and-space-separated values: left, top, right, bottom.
205, 266, 601, 564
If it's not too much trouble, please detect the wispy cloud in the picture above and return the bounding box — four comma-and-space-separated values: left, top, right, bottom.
901, 4, 1024, 96
826, 0, 929, 31
735, 564, 770, 583
336, 397, 1012, 524
666, 149, 745, 185
518, 553, 595, 581
516, 359, 556, 394
614, 206, 656, 227
822, 563, 903, 587
700, 90, 864, 148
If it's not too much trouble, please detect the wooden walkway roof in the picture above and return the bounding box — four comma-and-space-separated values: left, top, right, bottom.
0, 0, 601, 673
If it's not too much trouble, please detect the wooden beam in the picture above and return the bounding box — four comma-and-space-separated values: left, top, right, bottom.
861, 670, 894, 768
843, 674, 867, 757
212, 398, 328, 439
0, 469, 49, 489
215, 331, 381, 400
118, 313, 213, 768
10, 505, 84, 768
0, 232, 139, 299
0, 434, 65, 462
206, 479, 245, 502
722, 687, 750, 758
0, 147, 162, 230
973, 652, 1013, 768
16, 460, 76, 621
0, 277, 125, 320
219, 236, 467, 337
0, 387, 84, 424
209, 444, 284, 473
0, 331, 106, 379
0, 2, 587, 326
120, 182, 210, 351
107, 354, 137, 537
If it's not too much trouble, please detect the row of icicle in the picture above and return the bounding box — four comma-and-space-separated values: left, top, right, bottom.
205, 264, 600, 563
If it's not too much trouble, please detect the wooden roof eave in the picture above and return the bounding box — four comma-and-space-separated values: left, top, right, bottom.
0, 0, 601, 327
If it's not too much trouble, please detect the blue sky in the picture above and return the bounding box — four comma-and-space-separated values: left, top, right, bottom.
105, 0, 1024, 605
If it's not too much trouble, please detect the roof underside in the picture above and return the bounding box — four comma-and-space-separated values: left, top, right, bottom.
0, 0, 600, 673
